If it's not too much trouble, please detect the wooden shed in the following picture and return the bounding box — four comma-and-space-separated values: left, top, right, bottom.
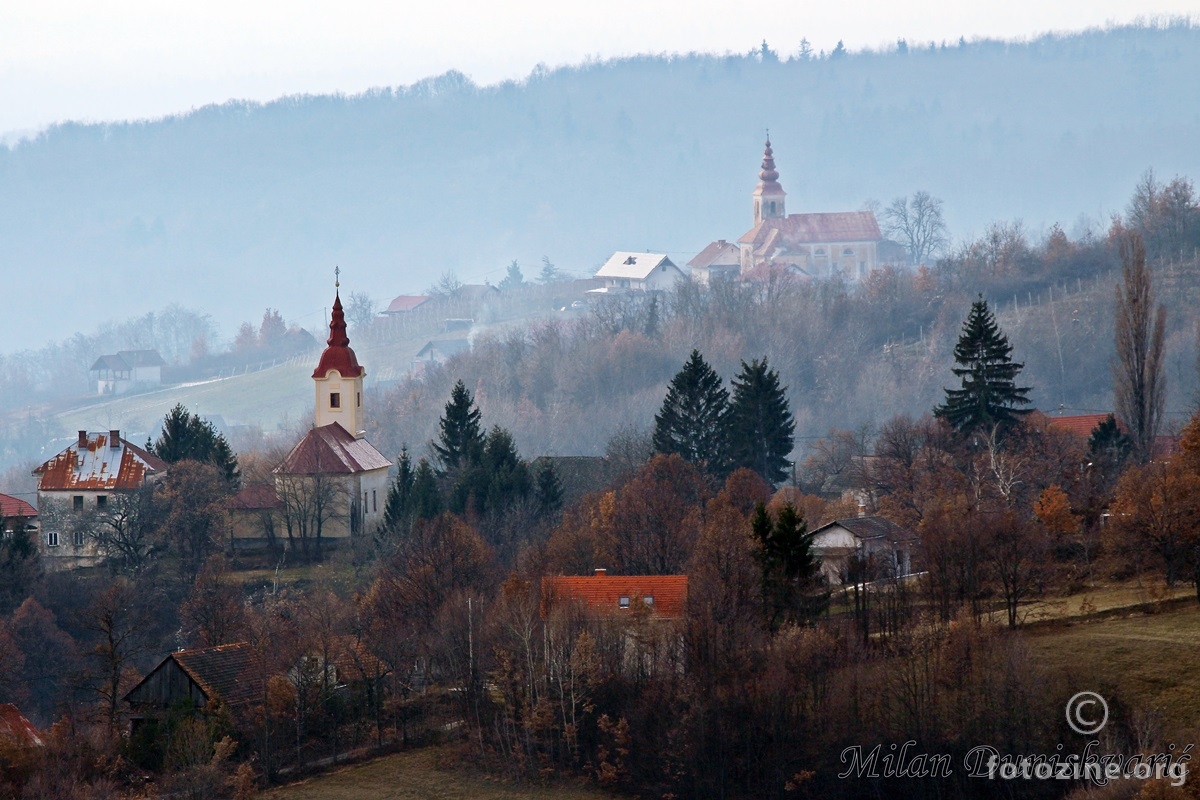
124, 642, 262, 727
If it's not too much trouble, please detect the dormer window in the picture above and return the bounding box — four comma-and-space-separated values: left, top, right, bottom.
330, 392, 341, 409
643, 595, 654, 606
619, 596, 630, 609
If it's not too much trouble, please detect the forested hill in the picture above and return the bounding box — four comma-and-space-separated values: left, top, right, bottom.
2, 22, 1199, 351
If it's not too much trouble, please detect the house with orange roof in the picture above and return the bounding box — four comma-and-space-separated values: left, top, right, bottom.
542, 569, 689, 620
32, 430, 167, 569
687, 239, 741, 285
542, 569, 689, 676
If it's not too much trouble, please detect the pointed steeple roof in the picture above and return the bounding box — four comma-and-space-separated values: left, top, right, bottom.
754, 137, 785, 196
312, 292, 365, 378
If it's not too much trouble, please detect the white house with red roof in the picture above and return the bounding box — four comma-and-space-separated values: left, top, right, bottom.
268, 287, 391, 553
693, 138, 892, 283
32, 430, 167, 569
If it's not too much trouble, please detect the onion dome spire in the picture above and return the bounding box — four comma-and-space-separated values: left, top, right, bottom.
312, 268, 364, 378
759, 136, 780, 183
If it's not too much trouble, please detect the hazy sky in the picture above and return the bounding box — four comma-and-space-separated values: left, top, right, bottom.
2, 1, 1197, 136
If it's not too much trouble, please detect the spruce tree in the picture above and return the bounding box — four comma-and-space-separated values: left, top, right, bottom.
652, 350, 729, 474
752, 502, 818, 630
432, 380, 484, 475
934, 296, 1031, 436
726, 357, 795, 484
382, 447, 415, 533
409, 459, 442, 521
535, 461, 564, 516
151, 403, 239, 485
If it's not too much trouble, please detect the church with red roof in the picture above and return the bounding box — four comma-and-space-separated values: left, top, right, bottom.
265, 283, 392, 551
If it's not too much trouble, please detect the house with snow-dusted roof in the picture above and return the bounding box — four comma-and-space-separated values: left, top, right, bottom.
593, 252, 685, 293
270, 284, 392, 556
32, 430, 167, 569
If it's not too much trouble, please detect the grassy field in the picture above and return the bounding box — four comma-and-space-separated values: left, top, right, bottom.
1026, 600, 1200, 739
264, 746, 616, 800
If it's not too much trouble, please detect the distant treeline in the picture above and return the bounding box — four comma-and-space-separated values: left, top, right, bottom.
2, 22, 1200, 352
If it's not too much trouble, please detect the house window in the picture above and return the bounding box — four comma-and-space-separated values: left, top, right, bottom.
97, 495, 107, 509
815, 248, 826, 257
330, 392, 341, 409
73, 495, 84, 510
357, 392, 361, 408
619, 596, 630, 609
843, 247, 855, 256
372, 490, 377, 512
73, 529, 85, 547
643, 595, 654, 606
47, 530, 59, 547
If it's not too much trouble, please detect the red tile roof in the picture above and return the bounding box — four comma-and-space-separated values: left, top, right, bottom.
1046, 413, 1119, 438
126, 643, 263, 710
739, 211, 882, 247
688, 240, 741, 270
33, 433, 167, 491
274, 422, 392, 476
0, 704, 42, 747
542, 572, 688, 619
0, 493, 36, 518
384, 295, 431, 314
229, 483, 281, 511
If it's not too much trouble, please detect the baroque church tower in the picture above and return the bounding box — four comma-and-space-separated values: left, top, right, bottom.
312, 288, 365, 437
751, 136, 787, 226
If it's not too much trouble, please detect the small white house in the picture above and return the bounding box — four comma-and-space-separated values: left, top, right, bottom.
593, 252, 686, 293
810, 516, 920, 585
89, 350, 166, 395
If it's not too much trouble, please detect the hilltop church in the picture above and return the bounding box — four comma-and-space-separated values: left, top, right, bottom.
690, 138, 892, 283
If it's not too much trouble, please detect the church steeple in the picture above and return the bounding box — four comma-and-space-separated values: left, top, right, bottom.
752, 135, 787, 226
313, 274, 366, 436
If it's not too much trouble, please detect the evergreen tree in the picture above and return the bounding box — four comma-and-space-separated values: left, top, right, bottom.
538, 256, 563, 284
652, 350, 729, 474
752, 502, 818, 630
934, 296, 1031, 436
150, 404, 239, 485
409, 459, 442, 521
451, 426, 531, 516
726, 357, 795, 484
498, 259, 524, 291
382, 447, 415, 533
535, 461, 564, 516
432, 380, 484, 475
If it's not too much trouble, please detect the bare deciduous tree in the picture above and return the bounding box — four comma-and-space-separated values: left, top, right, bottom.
882, 190, 949, 265
1113, 232, 1167, 463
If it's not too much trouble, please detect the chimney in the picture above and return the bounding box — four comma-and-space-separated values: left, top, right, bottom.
78, 430, 87, 448
109, 430, 121, 448
594, 568, 607, 577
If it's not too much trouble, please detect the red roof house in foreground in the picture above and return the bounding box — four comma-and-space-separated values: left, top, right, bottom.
541, 569, 688, 620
